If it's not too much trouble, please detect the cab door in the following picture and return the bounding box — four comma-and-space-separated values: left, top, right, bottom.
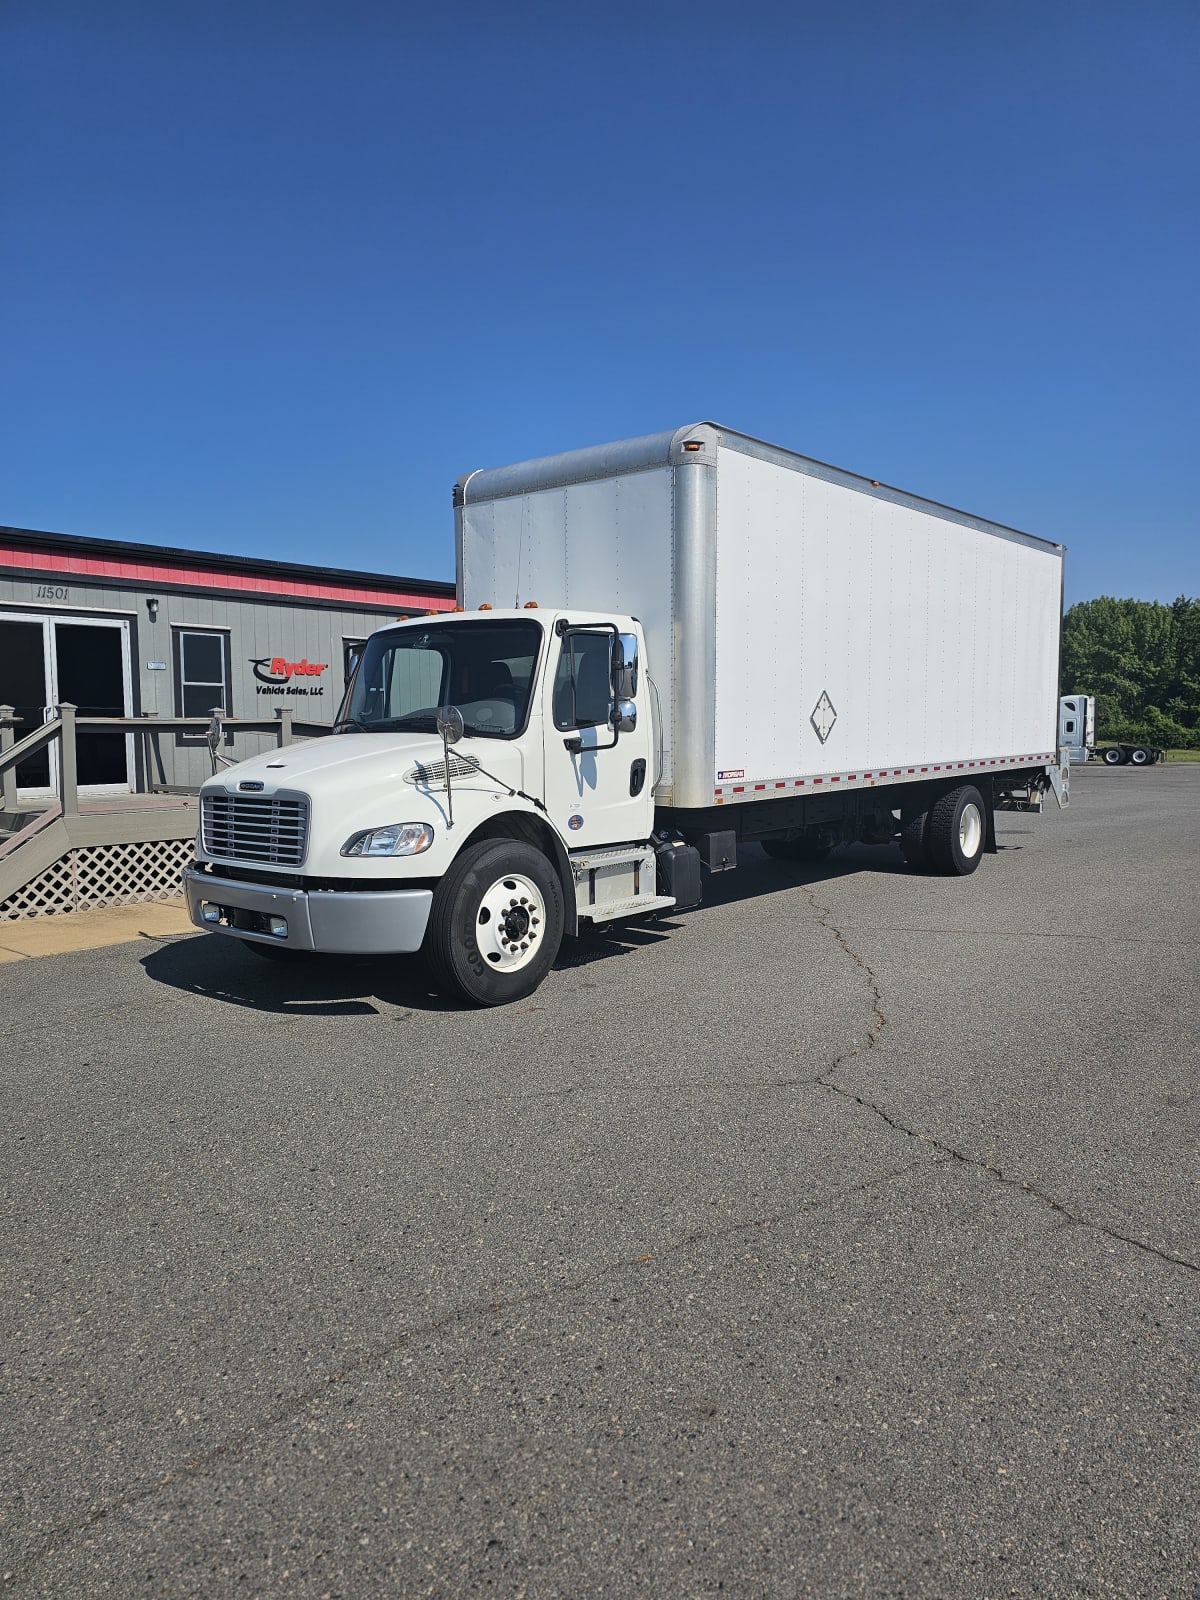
541, 624, 654, 850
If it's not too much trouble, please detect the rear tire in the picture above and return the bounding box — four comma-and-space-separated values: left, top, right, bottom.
927, 785, 986, 876
900, 805, 933, 872
1129, 746, 1151, 765
1102, 747, 1125, 765
425, 839, 564, 1007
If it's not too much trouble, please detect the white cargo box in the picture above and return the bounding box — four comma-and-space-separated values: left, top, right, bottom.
456, 424, 1064, 811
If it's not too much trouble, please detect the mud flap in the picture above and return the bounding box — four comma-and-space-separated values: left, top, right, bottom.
1049, 749, 1070, 809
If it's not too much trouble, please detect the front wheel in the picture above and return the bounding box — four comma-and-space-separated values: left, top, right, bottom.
927, 785, 986, 876
424, 839, 565, 1007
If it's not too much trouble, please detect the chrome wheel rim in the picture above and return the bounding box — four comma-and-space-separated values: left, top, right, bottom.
959, 801, 983, 859
476, 872, 544, 972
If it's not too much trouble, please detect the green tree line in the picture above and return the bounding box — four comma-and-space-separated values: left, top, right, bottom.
1062, 596, 1200, 749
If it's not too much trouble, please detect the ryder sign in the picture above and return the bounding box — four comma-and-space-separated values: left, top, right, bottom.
251, 656, 330, 698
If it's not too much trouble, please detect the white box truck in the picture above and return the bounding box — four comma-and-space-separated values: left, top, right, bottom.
186, 424, 1068, 1005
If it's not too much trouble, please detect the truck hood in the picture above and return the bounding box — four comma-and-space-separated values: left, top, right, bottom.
202, 732, 529, 804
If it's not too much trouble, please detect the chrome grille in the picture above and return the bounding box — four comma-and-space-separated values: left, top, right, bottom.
201, 792, 309, 866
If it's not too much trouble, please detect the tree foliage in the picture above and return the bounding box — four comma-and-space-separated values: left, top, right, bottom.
1062, 596, 1200, 748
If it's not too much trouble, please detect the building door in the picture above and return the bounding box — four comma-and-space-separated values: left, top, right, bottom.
53, 619, 134, 791
0, 616, 54, 796
0, 614, 134, 800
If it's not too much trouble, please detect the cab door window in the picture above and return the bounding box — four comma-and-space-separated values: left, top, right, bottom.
553, 633, 612, 730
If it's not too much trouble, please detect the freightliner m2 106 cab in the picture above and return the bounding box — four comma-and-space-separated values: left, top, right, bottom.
186, 424, 1068, 1005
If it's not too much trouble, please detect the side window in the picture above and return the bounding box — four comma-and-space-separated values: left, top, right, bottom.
175, 629, 230, 735
1065, 720, 1075, 735
553, 633, 612, 730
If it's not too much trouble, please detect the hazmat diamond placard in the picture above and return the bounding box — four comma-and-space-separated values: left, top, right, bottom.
811, 691, 837, 744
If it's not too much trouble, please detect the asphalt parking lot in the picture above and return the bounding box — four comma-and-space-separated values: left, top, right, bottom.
2, 764, 1197, 1598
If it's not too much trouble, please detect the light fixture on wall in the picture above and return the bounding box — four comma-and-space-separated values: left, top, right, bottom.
146, 597, 160, 622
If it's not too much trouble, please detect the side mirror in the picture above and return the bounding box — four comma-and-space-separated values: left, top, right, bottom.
614, 699, 637, 733
613, 632, 639, 700
437, 705, 464, 745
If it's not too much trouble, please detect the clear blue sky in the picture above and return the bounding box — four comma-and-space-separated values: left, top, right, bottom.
2, 0, 1196, 607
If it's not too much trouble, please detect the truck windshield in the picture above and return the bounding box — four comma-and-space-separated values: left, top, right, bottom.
335, 619, 543, 739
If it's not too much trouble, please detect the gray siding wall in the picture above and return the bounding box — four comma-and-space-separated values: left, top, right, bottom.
0, 572, 417, 787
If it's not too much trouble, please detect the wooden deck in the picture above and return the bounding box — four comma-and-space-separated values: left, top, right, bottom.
13, 791, 199, 817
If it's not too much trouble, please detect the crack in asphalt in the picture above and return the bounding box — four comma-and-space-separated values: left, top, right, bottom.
4, 1156, 926, 1581
816, 924, 1184, 948
799, 885, 1200, 1279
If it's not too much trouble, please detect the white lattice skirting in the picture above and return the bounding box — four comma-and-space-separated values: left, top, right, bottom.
0, 839, 193, 920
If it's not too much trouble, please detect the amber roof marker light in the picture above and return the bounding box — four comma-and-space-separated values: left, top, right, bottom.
523, 600, 539, 609
683, 441, 703, 451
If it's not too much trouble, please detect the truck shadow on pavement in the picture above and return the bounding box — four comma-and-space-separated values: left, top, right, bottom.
139, 937, 459, 1018
140, 841, 1021, 1013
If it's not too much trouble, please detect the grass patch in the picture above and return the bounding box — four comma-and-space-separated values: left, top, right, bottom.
1164, 749, 1200, 761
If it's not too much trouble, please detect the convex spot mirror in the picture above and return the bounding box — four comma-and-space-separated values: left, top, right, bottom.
437, 705, 464, 744
614, 699, 637, 733
613, 633, 639, 701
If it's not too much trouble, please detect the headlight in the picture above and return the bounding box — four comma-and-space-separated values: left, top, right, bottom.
340, 822, 434, 858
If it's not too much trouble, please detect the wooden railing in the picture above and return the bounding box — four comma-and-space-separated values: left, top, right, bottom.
0, 705, 330, 817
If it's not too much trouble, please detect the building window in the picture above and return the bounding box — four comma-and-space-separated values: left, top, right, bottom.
175, 629, 231, 731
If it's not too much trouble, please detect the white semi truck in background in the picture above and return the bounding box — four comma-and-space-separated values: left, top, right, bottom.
1058, 694, 1164, 765
186, 424, 1068, 1005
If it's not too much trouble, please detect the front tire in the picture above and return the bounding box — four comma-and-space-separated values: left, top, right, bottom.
425, 839, 564, 1007
927, 785, 986, 876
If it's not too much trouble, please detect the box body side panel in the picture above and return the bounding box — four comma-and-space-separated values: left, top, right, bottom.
714, 447, 1062, 784
459, 467, 678, 791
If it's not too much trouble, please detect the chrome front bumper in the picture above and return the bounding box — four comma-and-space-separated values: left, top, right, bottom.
184, 865, 433, 954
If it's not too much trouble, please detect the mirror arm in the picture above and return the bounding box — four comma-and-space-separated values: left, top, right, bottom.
564, 722, 619, 755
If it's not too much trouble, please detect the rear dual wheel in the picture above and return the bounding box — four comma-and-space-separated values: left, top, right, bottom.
425, 839, 565, 1007
1102, 747, 1125, 765
904, 785, 986, 876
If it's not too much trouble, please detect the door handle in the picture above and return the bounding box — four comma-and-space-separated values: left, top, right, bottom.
629, 758, 647, 797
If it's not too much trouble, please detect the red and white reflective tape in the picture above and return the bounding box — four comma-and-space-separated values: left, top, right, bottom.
713, 753, 1056, 804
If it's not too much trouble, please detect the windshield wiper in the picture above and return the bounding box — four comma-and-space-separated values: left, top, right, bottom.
376, 712, 440, 731
333, 715, 370, 733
